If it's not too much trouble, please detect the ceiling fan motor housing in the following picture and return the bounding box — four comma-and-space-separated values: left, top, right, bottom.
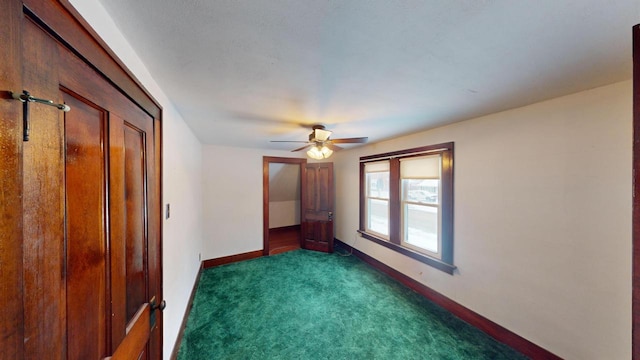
309, 125, 332, 142
269, 123, 367, 152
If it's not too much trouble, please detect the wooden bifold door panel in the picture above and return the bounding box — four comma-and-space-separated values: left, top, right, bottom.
15, 2, 163, 359
63, 90, 110, 359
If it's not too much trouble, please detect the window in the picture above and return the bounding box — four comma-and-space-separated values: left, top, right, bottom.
401, 155, 441, 257
359, 142, 455, 274
364, 161, 390, 238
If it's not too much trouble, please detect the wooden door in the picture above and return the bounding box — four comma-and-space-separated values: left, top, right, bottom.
19, 4, 163, 359
302, 162, 334, 252
0, 0, 25, 358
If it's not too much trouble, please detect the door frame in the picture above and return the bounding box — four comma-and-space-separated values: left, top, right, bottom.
262, 156, 307, 256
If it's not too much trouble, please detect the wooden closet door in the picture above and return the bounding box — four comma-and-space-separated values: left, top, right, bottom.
107, 108, 157, 360
58, 41, 161, 360
20, 6, 163, 359
21, 17, 67, 360
0, 0, 25, 358
62, 90, 110, 359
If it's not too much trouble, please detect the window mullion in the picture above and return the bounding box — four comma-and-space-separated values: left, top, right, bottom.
359, 163, 365, 231
389, 158, 401, 244
440, 148, 454, 264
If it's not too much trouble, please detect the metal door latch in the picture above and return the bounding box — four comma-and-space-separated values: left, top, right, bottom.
149, 297, 166, 328
10, 90, 71, 141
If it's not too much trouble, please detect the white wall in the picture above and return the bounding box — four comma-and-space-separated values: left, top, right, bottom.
202, 145, 305, 259
268, 162, 301, 228
269, 200, 301, 228
67, 2, 204, 358
333, 80, 632, 360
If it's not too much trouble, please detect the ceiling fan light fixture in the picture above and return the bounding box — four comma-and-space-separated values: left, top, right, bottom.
320, 145, 333, 157
272, 124, 366, 155
307, 145, 333, 160
314, 128, 332, 142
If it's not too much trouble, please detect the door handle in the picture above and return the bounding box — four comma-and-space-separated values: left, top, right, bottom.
149, 298, 166, 328
328, 211, 333, 221
151, 299, 166, 312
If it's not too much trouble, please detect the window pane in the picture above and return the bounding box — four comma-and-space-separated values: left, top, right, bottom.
367, 172, 389, 199
367, 198, 389, 236
403, 179, 439, 205
404, 204, 438, 254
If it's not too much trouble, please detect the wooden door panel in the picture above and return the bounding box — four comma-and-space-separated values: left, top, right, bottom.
21, 18, 66, 360
149, 116, 163, 356
305, 168, 317, 209
63, 92, 109, 360
317, 165, 331, 210
57, 31, 160, 359
110, 115, 156, 357
302, 163, 334, 253
123, 123, 148, 323
303, 222, 315, 242
110, 115, 128, 351
318, 222, 330, 243
0, 0, 25, 357
127, 111, 160, 360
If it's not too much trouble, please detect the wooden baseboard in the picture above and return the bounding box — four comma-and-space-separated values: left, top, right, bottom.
169, 261, 203, 360
202, 250, 264, 269
335, 238, 561, 360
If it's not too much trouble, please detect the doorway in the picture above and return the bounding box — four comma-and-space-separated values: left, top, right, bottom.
263, 157, 306, 255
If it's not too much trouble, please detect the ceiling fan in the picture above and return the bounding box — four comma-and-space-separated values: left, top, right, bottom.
271, 124, 368, 159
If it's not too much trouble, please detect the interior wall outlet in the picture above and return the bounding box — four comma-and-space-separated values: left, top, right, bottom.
165, 203, 170, 219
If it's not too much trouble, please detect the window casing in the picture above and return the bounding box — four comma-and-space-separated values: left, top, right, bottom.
359, 143, 455, 274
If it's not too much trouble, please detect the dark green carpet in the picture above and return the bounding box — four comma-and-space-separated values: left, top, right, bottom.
178, 250, 527, 359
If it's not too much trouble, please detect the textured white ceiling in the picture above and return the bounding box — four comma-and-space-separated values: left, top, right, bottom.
97, 0, 639, 151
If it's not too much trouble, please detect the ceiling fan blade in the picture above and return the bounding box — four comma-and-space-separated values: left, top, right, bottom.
270, 140, 311, 143
291, 144, 313, 152
325, 143, 343, 151
329, 137, 368, 144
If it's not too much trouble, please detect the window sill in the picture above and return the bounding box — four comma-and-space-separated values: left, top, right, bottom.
357, 230, 457, 275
